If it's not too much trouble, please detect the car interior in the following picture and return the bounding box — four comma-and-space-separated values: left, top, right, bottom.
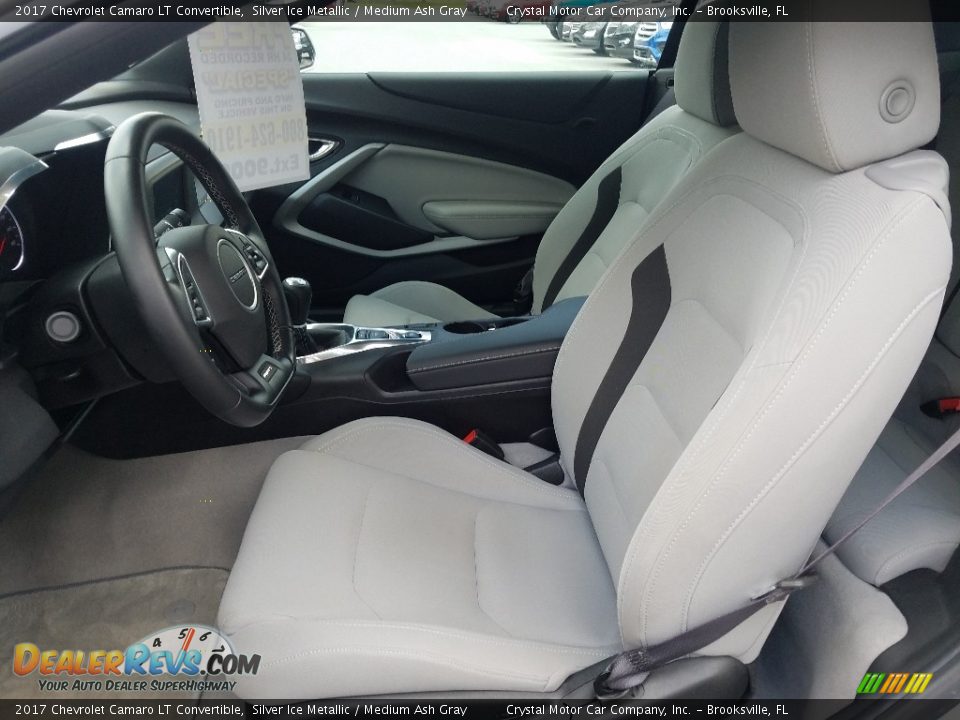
2, 1, 960, 708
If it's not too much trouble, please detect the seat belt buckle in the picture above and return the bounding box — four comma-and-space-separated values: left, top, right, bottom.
921, 397, 960, 418
463, 429, 505, 461
593, 668, 639, 702
513, 267, 534, 314
753, 573, 818, 604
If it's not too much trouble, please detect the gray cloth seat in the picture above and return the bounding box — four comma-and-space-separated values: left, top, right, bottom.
218, 418, 622, 697
342, 22, 739, 328
827, 338, 960, 586
219, 17, 950, 699
825, 41, 960, 587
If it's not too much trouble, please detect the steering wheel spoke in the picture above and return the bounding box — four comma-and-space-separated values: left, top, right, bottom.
231, 354, 294, 407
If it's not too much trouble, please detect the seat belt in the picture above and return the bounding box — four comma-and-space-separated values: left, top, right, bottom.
595, 421, 960, 700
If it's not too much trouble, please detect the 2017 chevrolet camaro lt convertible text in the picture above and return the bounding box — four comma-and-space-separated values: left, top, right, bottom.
1, 1, 960, 715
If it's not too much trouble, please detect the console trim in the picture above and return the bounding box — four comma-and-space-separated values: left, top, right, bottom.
297, 323, 431, 365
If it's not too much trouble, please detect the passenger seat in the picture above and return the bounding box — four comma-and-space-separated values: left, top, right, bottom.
826, 23, 960, 587
342, 20, 739, 327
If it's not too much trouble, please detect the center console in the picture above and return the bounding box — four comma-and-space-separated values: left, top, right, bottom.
292, 298, 582, 388
274, 294, 586, 448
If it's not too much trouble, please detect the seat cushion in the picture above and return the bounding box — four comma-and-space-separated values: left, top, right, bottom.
343, 281, 497, 327
218, 418, 620, 699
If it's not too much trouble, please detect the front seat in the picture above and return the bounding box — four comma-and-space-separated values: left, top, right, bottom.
341, 20, 739, 328
219, 17, 950, 699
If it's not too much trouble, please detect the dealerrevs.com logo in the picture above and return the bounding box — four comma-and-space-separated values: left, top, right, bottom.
12, 625, 259, 694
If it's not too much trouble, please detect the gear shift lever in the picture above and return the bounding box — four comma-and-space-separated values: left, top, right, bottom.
282, 277, 316, 355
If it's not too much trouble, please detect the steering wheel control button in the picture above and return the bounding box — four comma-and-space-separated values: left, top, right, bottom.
45, 311, 82, 343
217, 240, 257, 310
176, 257, 211, 326
242, 243, 268, 276
258, 362, 277, 381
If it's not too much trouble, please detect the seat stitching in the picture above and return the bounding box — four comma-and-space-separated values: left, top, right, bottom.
536, 121, 703, 312
708, 22, 721, 123
556, 174, 806, 390
351, 486, 383, 620
804, 19, 842, 172
473, 510, 515, 637
672, 198, 933, 621
588, 456, 632, 550
408, 345, 561, 374
625, 194, 915, 643
681, 286, 944, 632
325, 452, 584, 514
258, 646, 551, 685
231, 618, 616, 655
310, 421, 578, 499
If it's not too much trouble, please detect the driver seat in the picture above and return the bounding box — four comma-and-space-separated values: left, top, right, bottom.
218, 17, 949, 699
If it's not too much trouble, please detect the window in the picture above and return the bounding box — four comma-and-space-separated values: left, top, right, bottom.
295, 1, 679, 73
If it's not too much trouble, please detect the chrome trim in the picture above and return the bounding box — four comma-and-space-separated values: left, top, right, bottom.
0, 149, 48, 215
168, 249, 213, 328
223, 228, 270, 280
216, 238, 259, 312
53, 126, 115, 152
308, 137, 340, 163
1, 205, 26, 272
297, 323, 431, 365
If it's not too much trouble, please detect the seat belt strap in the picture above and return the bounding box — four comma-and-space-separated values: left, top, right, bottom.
595, 421, 960, 700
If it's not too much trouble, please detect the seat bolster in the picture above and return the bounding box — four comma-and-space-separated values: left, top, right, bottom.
301, 417, 583, 510
343, 281, 498, 326
226, 618, 617, 699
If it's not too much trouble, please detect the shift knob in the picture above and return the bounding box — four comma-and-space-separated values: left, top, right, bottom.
282, 277, 312, 326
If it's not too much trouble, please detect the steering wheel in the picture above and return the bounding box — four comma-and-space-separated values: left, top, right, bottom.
104, 113, 295, 427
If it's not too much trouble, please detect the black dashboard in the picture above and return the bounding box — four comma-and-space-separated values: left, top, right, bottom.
0, 99, 219, 413
0, 141, 111, 283
0, 100, 206, 285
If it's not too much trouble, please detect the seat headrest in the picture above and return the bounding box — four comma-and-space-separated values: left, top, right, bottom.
675, 20, 736, 127
729, 17, 941, 173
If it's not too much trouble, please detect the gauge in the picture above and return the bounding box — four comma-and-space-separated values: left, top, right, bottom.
131, 624, 234, 676
0, 206, 24, 274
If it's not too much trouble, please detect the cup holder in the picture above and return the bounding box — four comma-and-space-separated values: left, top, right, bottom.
444, 321, 488, 334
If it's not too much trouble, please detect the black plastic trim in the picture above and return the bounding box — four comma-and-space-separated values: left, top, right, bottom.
406, 297, 585, 391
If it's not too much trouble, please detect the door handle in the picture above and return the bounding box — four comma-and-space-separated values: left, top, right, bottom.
308, 138, 341, 163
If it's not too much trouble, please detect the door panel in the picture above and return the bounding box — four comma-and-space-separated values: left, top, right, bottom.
273, 143, 574, 258
331, 144, 573, 234
256, 71, 652, 321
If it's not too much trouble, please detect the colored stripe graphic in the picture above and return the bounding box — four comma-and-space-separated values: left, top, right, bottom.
857, 672, 933, 694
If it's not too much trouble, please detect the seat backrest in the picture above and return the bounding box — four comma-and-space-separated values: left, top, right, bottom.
530, 20, 739, 314
552, 14, 951, 659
